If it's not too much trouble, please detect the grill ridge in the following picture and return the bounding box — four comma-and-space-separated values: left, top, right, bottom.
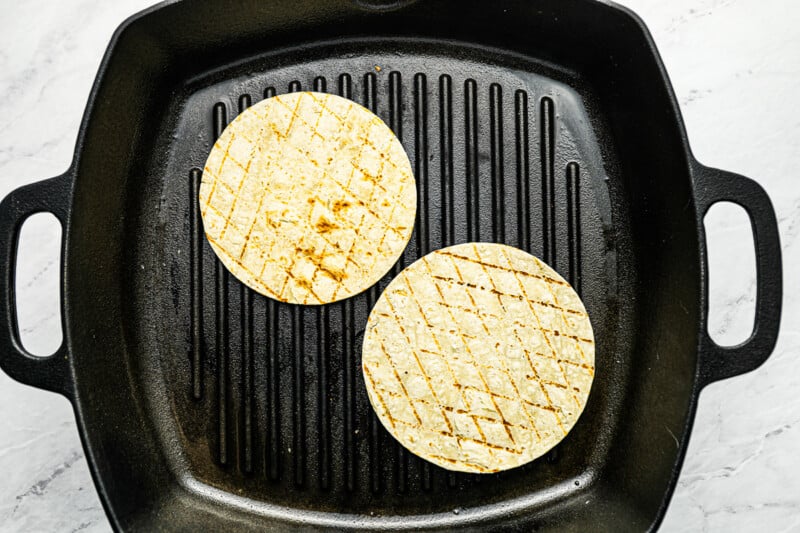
236, 94, 255, 475
190, 168, 203, 401
439, 74, 455, 248
359, 71, 384, 495
387, 69, 411, 494
464, 79, 479, 241
567, 162, 582, 295
514, 90, 531, 253
540, 96, 556, 267
261, 85, 281, 482
489, 83, 505, 243
212, 102, 230, 466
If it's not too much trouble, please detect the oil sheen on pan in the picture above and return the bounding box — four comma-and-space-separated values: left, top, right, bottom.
199, 91, 417, 305
362, 243, 595, 473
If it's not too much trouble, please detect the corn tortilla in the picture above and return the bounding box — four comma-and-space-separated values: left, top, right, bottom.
362, 243, 595, 473
199, 91, 416, 304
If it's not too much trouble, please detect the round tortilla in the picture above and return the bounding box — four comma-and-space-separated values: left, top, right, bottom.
199, 91, 416, 305
362, 243, 595, 473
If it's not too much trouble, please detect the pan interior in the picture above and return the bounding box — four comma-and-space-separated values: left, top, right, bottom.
129, 37, 632, 519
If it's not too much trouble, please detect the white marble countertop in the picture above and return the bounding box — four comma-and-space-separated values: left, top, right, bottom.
0, 0, 797, 531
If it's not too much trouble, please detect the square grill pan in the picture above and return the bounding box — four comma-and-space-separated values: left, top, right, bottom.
0, 1, 782, 531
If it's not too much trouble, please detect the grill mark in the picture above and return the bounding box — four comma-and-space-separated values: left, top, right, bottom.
489, 363, 541, 442
275, 242, 324, 305
421, 258, 516, 446
428, 274, 587, 317
464, 78, 479, 240
273, 93, 328, 144
491, 246, 566, 432
438, 250, 570, 286
299, 240, 334, 307
437, 293, 489, 336
364, 366, 396, 430
418, 343, 563, 419
398, 275, 493, 452
556, 357, 595, 373
199, 167, 234, 209
457, 270, 544, 442
308, 92, 332, 148
200, 131, 235, 219
439, 256, 543, 442
307, 92, 349, 125
328, 211, 367, 302
387, 417, 523, 455
190, 168, 203, 400
382, 296, 455, 435
427, 454, 496, 473
489, 83, 505, 242
348, 159, 396, 199
522, 351, 567, 435
358, 140, 411, 285
532, 257, 594, 364
378, 342, 423, 425
236, 185, 268, 262
470, 244, 505, 309
370, 384, 536, 432
515, 90, 531, 252
441, 251, 495, 451
199, 201, 234, 229
204, 234, 282, 299
471, 246, 583, 406
286, 142, 405, 239
452, 381, 563, 416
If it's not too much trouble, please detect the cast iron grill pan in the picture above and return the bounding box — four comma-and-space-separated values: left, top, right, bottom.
0, 1, 782, 530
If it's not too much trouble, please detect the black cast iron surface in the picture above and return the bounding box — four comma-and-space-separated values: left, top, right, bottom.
0, 0, 782, 531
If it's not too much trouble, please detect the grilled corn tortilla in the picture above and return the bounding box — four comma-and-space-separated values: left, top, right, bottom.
362, 243, 595, 473
200, 91, 416, 304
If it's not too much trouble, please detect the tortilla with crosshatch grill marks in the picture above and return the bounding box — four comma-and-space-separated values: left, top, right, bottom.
362, 242, 595, 473
199, 91, 416, 305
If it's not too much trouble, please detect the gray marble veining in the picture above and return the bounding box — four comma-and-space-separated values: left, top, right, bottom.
0, 1, 797, 531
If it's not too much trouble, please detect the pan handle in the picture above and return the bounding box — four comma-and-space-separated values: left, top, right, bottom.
694, 163, 782, 387
0, 172, 73, 398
